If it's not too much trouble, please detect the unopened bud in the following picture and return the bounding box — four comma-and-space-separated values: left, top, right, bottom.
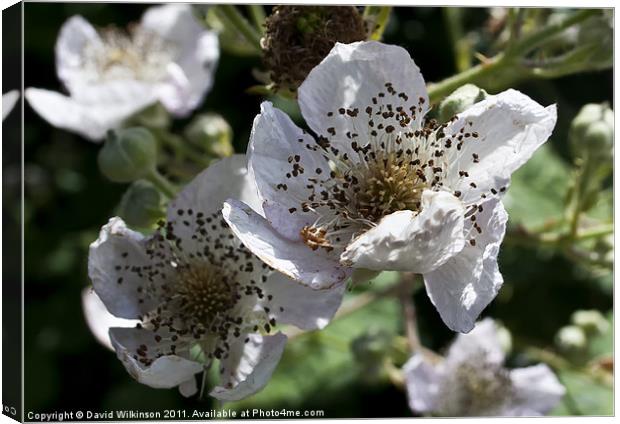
116, 180, 165, 228
555, 325, 587, 352
569, 103, 613, 161
184, 114, 233, 158
98, 128, 157, 183
438, 84, 488, 123
124, 102, 171, 130
571, 310, 609, 337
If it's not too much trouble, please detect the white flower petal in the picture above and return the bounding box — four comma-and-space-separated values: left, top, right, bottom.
264, 272, 346, 330
508, 364, 565, 415
210, 332, 287, 401
423, 197, 508, 333
341, 190, 465, 273
141, 4, 218, 116
168, 154, 261, 221
446, 318, 505, 365
81, 288, 139, 351
178, 378, 199, 398
298, 41, 428, 163
222, 199, 350, 289
25, 83, 155, 142
55, 15, 102, 91
109, 327, 203, 389
2, 90, 19, 120
403, 354, 442, 414
248, 102, 330, 240
88, 217, 165, 319
443, 89, 557, 205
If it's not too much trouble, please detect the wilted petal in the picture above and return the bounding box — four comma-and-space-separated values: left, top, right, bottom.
109, 327, 203, 389
222, 199, 349, 289
403, 354, 442, 414
210, 332, 287, 401
248, 102, 329, 240
507, 364, 565, 415
299, 41, 428, 163
446, 318, 505, 365
443, 89, 557, 205
88, 217, 166, 319
341, 190, 465, 273
263, 272, 346, 330
81, 288, 139, 351
423, 198, 508, 333
2, 90, 19, 120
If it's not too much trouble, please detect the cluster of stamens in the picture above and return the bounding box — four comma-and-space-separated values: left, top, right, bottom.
82, 24, 176, 82
276, 81, 506, 254
437, 352, 514, 416
111, 207, 280, 375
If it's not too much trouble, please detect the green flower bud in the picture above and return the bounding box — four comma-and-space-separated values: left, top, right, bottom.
571, 310, 609, 337
555, 325, 587, 353
98, 127, 158, 183
123, 102, 171, 130
569, 103, 613, 161
437, 84, 488, 123
116, 180, 165, 229
184, 113, 233, 158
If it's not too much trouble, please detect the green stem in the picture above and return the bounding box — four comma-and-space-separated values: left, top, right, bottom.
159, 132, 211, 168
247, 5, 266, 34
219, 5, 262, 52
427, 9, 600, 103
363, 6, 392, 41
147, 169, 177, 199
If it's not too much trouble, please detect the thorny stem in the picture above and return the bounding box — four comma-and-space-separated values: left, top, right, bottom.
219, 5, 263, 53
427, 9, 600, 103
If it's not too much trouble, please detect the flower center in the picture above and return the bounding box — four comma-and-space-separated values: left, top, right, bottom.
83, 25, 176, 82
438, 357, 513, 416
174, 263, 239, 328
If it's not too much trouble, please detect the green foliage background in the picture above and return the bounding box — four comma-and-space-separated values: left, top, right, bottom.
18, 4, 612, 417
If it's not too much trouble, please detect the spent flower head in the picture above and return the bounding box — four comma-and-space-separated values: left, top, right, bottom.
403, 319, 565, 417
25, 4, 219, 141
262, 6, 367, 94
86, 155, 344, 400
223, 41, 556, 332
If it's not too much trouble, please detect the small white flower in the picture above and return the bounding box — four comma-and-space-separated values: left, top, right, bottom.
26, 4, 219, 141
223, 41, 556, 332
3, 90, 19, 120
403, 318, 565, 417
86, 155, 344, 400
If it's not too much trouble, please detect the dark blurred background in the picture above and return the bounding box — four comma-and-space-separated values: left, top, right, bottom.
21, 3, 612, 417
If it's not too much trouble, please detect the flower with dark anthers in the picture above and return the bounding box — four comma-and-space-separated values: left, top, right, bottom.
86, 156, 345, 400
403, 319, 565, 416
262, 5, 367, 93
222, 41, 557, 333
25, 4, 219, 141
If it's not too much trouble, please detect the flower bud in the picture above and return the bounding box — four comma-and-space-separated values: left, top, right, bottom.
555, 325, 587, 353
184, 113, 233, 158
262, 6, 367, 93
569, 103, 613, 162
98, 127, 157, 183
124, 102, 171, 130
116, 180, 165, 228
571, 310, 609, 337
437, 84, 488, 123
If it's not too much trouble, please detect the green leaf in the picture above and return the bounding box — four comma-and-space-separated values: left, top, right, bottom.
503, 144, 570, 229
551, 369, 612, 416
